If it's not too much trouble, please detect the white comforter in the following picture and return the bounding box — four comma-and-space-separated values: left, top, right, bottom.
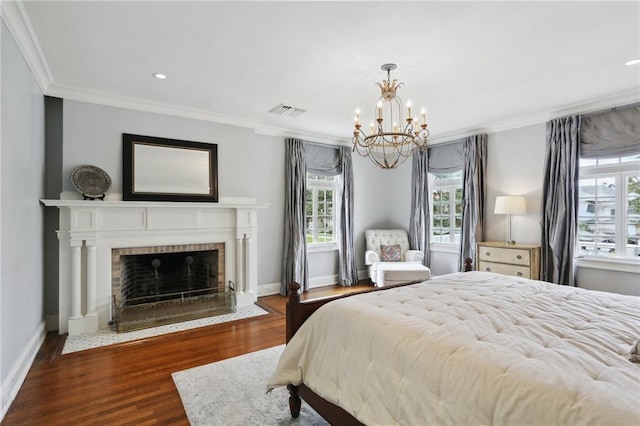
267, 272, 640, 425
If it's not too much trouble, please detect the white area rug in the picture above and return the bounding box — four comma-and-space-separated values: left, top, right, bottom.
172, 345, 328, 425
62, 304, 269, 354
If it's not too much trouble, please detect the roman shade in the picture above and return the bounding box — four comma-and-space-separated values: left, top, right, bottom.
305, 142, 341, 176
428, 139, 464, 173
580, 104, 640, 158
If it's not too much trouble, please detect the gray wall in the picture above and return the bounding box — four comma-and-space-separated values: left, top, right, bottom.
485, 124, 546, 244
1, 21, 46, 407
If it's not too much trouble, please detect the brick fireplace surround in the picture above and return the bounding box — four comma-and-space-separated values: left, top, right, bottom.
42, 197, 268, 335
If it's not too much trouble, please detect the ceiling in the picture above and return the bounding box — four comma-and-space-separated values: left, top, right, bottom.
13, 1, 640, 143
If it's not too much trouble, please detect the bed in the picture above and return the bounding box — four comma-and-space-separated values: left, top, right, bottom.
267, 271, 640, 425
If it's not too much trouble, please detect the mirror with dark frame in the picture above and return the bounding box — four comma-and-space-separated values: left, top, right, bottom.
122, 134, 218, 202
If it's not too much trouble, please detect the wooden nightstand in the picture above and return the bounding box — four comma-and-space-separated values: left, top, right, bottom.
476, 242, 540, 280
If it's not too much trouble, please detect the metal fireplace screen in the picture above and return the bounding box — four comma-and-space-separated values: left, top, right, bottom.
113, 249, 235, 333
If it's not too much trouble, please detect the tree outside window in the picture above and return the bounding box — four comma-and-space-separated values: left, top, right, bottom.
305, 174, 337, 244
430, 171, 463, 244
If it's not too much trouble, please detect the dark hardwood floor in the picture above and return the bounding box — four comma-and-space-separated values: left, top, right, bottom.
2, 282, 371, 425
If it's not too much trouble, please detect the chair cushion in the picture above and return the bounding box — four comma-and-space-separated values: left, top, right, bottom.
380, 244, 402, 262
375, 263, 431, 287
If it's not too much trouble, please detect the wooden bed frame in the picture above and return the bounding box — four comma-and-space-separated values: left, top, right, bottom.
284, 259, 473, 424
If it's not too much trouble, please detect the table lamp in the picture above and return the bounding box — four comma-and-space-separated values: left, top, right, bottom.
494, 196, 526, 245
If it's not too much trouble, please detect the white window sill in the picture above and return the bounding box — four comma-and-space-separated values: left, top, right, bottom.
575, 257, 640, 274
307, 242, 339, 253
430, 243, 460, 254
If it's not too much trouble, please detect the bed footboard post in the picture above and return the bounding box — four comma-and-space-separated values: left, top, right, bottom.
287, 384, 301, 418
464, 257, 473, 272
286, 282, 301, 343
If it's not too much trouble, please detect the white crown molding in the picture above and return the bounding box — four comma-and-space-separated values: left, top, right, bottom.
0, 0, 52, 93
254, 125, 351, 146
49, 81, 352, 145
49, 84, 638, 147
45, 82, 263, 131
428, 89, 640, 144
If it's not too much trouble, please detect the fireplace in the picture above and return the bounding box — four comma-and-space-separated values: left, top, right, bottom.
112, 243, 233, 332
42, 197, 267, 335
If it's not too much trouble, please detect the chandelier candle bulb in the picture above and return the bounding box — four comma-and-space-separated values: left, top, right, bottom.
407, 100, 412, 117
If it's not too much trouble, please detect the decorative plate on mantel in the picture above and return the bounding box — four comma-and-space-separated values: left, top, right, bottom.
71, 165, 112, 200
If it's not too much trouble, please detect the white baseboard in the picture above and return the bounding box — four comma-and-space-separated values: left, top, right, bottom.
257, 270, 370, 297
1, 321, 47, 422
258, 282, 281, 296
309, 274, 338, 288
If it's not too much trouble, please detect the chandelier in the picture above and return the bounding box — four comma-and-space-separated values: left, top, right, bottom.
352, 63, 429, 169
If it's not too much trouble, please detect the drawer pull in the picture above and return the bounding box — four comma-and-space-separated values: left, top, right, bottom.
516, 255, 522, 260
486, 252, 491, 256
485, 267, 491, 271
517, 272, 523, 276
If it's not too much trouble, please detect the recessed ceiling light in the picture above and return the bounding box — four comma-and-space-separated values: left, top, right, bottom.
625, 58, 640, 66
153, 73, 167, 79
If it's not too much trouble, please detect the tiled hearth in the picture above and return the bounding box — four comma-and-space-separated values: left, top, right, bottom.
42, 197, 268, 335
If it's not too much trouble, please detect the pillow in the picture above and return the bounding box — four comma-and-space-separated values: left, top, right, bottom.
380, 244, 402, 262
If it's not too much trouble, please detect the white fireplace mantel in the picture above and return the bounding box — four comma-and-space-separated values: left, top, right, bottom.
41, 198, 268, 335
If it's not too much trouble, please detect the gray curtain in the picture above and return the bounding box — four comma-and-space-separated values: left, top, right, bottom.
459, 134, 487, 271
409, 149, 431, 266
281, 138, 308, 295
580, 104, 640, 158
337, 146, 358, 286
541, 116, 581, 285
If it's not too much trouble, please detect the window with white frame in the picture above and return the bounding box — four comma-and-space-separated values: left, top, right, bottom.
578, 154, 640, 259
305, 173, 337, 245
430, 170, 463, 245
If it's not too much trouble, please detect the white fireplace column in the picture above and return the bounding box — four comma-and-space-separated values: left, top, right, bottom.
68, 238, 100, 335
234, 208, 259, 307
235, 236, 244, 294
85, 240, 99, 328
244, 234, 253, 294
70, 242, 82, 320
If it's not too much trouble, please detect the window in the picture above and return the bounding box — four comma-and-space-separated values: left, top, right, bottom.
305, 173, 337, 245
430, 171, 463, 245
578, 154, 640, 259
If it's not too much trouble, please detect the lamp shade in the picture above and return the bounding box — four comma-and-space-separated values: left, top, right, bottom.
494, 196, 526, 215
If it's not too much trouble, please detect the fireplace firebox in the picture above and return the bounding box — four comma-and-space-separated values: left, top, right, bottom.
112, 243, 234, 332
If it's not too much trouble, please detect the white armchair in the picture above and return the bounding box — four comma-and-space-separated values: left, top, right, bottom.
365, 229, 427, 286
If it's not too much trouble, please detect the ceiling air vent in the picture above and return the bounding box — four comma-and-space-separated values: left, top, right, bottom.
268, 103, 306, 117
